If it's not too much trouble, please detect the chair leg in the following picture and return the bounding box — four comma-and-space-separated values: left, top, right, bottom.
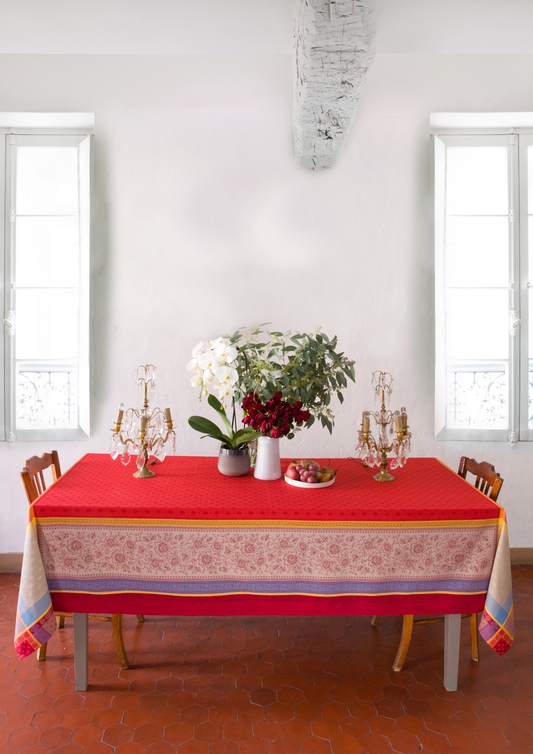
469, 612, 479, 662
112, 614, 130, 669
371, 615, 380, 626
136, 615, 145, 623
37, 642, 47, 661
393, 615, 414, 672
58, 615, 65, 629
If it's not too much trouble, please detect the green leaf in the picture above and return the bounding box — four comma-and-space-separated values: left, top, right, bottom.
337, 390, 344, 404
207, 394, 232, 436
306, 415, 315, 428
232, 429, 262, 447
188, 416, 233, 446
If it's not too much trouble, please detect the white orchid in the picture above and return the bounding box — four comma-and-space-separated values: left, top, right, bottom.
192, 341, 206, 358
190, 374, 203, 388
208, 336, 228, 350
202, 369, 219, 387
186, 358, 199, 374
218, 383, 234, 401
215, 365, 238, 386
198, 352, 221, 372
214, 342, 238, 363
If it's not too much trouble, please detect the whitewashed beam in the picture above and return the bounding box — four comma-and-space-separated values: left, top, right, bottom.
294, 0, 382, 170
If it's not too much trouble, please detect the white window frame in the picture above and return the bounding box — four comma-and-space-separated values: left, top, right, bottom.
432, 115, 533, 444
1, 115, 93, 443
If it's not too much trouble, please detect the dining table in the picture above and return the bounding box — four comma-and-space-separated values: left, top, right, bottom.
15, 454, 514, 692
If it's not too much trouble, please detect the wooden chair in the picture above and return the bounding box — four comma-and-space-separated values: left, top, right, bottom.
371, 456, 504, 672
21, 451, 144, 668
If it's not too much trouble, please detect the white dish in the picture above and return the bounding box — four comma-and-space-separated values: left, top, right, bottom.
284, 474, 335, 489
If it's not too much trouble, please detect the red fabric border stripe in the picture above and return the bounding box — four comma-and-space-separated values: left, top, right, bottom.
52, 592, 487, 617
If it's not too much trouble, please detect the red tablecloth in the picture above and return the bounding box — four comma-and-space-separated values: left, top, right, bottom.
35, 454, 498, 521
31, 454, 500, 618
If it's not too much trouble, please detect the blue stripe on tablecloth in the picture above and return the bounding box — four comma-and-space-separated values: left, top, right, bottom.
484, 589, 514, 626
47, 576, 490, 596
17, 591, 53, 628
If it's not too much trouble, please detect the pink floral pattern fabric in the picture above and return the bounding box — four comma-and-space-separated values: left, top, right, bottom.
38, 522, 497, 584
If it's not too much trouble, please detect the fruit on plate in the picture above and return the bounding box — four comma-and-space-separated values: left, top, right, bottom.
286, 459, 337, 484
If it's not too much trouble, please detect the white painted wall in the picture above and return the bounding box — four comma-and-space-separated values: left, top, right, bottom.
1, 49, 533, 553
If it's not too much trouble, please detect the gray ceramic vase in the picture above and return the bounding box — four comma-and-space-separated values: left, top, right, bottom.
218, 446, 251, 477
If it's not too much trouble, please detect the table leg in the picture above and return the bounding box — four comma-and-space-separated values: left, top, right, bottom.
443, 613, 461, 692
73, 613, 89, 691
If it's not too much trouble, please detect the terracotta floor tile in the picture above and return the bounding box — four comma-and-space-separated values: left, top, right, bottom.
163, 721, 194, 745
418, 729, 451, 753
424, 713, 455, 734
71, 725, 104, 748
209, 705, 236, 725
7, 724, 42, 750
448, 729, 480, 751
475, 727, 509, 750
253, 719, 283, 741
338, 716, 370, 739
504, 727, 533, 748
368, 715, 398, 737
358, 732, 393, 754
209, 739, 239, 754
240, 738, 271, 754
300, 736, 333, 754
224, 720, 254, 742
39, 725, 73, 748
268, 737, 301, 754
389, 729, 421, 754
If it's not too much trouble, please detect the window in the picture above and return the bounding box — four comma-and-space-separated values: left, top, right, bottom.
433, 115, 533, 443
1, 116, 93, 442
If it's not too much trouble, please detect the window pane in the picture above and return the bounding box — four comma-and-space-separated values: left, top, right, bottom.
445, 289, 508, 360
445, 216, 508, 288
16, 368, 78, 430
446, 147, 508, 216
16, 147, 79, 215
447, 366, 507, 429
16, 216, 79, 288
16, 289, 79, 360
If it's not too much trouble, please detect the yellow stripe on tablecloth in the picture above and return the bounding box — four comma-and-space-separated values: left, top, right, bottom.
35, 517, 500, 529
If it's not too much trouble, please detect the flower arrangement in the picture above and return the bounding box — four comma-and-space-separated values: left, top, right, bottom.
187, 326, 355, 434
242, 391, 310, 439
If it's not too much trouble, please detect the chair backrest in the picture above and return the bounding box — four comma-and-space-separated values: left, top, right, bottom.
457, 456, 503, 502
21, 451, 62, 504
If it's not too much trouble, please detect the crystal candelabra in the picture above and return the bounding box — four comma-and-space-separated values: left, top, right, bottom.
110, 365, 176, 478
354, 371, 412, 482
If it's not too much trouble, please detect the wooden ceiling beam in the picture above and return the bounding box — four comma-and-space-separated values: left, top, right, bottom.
294, 0, 382, 170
